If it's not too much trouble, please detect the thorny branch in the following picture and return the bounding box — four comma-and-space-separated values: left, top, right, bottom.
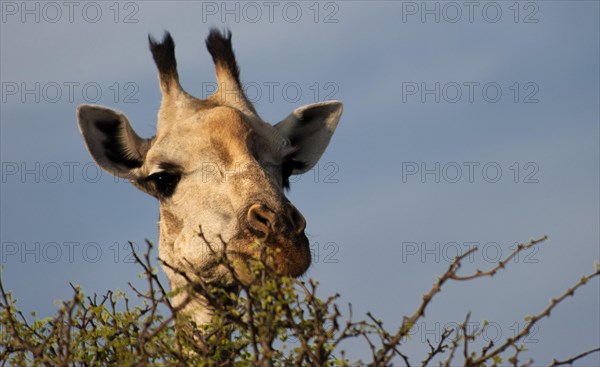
549, 347, 600, 367
1, 235, 599, 366
369, 236, 599, 366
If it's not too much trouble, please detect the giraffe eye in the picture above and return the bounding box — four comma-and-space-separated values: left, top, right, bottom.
147, 171, 181, 197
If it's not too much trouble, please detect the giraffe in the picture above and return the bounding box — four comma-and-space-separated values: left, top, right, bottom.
76, 29, 343, 326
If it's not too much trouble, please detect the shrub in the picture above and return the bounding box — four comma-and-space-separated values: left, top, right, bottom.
1, 236, 598, 366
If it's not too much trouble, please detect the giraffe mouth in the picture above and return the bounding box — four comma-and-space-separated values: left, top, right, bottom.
226, 232, 311, 283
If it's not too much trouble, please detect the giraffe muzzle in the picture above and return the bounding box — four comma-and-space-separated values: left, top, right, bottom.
246, 203, 307, 239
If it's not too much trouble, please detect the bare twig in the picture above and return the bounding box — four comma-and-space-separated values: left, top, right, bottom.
549, 347, 600, 366
473, 267, 600, 364
449, 236, 548, 281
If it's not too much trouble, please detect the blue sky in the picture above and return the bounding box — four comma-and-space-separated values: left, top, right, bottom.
1, 1, 599, 365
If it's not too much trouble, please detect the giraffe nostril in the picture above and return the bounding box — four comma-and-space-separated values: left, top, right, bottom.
288, 204, 306, 234
247, 203, 306, 238
247, 204, 276, 238
255, 213, 269, 226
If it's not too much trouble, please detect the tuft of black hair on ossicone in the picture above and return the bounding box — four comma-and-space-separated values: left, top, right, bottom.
205, 28, 241, 87
148, 31, 179, 88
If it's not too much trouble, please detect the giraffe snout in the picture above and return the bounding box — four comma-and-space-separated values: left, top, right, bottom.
246, 203, 306, 239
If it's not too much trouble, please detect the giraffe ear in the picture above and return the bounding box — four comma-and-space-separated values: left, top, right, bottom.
275, 101, 343, 174
76, 104, 151, 179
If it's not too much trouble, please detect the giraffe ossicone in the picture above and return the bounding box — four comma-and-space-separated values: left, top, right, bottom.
77, 29, 343, 325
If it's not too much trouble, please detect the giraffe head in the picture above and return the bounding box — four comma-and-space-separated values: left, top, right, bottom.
76, 29, 342, 321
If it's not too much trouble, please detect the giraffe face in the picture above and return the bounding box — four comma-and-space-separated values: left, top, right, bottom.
76, 30, 342, 291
